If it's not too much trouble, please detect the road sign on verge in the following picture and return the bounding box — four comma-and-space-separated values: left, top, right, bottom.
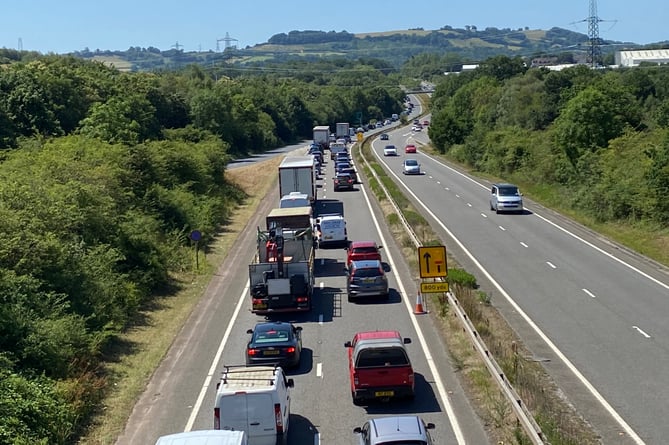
418, 246, 447, 278
420, 282, 449, 293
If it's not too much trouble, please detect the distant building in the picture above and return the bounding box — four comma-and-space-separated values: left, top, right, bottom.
615, 49, 669, 67
530, 57, 558, 67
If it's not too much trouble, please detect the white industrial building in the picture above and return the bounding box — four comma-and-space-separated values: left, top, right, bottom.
615, 49, 669, 67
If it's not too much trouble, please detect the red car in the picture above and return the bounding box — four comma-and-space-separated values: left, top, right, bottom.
346, 240, 383, 268
344, 330, 415, 405
422, 120, 430, 126
404, 144, 417, 154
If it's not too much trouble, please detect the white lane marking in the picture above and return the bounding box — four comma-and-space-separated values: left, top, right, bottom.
520, 242, 528, 248
498, 226, 506, 231
546, 261, 557, 269
481, 213, 488, 218
445, 187, 450, 191
632, 326, 651, 339
455, 194, 461, 198
437, 181, 441, 185
316, 362, 323, 377
383, 165, 646, 445
185, 282, 249, 431
358, 178, 467, 444
467, 203, 472, 207
429, 175, 434, 179
583, 288, 597, 298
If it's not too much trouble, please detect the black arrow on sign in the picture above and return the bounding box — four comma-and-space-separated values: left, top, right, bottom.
423, 252, 431, 273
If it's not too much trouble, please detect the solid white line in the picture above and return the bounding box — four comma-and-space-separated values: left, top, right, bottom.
632, 326, 651, 339
546, 261, 557, 269
316, 362, 323, 377
184, 282, 250, 431
358, 174, 467, 444
583, 288, 597, 299
382, 162, 647, 444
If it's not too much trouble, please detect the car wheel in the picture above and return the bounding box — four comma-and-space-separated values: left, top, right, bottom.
352, 393, 363, 406
347, 293, 354, 302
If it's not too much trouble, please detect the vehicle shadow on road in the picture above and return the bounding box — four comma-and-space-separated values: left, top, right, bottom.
286, 348, 313, 376
313, 258, 347, 278
286, 413, 319, 445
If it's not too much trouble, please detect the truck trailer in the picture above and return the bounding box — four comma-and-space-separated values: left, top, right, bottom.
249, 221, 314, 314
336, 122, 351, 143
278, 156, 316, 203
312, 125, 331, 151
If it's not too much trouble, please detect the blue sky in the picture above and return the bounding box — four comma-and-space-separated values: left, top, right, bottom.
2, 0, 666, 54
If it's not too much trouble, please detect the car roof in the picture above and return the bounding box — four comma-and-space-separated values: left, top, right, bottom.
494, 182, 518, 188
253, 321, 293, 331
384, 144, 396, 148
350, 259, 382, 269
369, 416, 427, 441
350, 240, 378, 248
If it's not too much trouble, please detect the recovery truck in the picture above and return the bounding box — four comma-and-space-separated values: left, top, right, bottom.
249, 206, 315, 314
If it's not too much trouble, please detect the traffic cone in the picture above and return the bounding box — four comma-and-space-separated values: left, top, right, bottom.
414, 292, 427, 314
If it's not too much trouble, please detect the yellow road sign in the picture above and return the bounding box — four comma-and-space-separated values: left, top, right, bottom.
356, 132, 363, 142
421, 282, 449, 293
418, 246, 447, 278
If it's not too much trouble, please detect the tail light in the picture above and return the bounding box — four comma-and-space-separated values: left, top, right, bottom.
214, 407, 220, 429
274, 403, 283, 433
285, 346, 296, 354
353, 372, 359, 386
248, 348, 259, 356
409, 371, 415, 385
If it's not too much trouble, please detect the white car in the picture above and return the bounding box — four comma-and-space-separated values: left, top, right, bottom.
412, 125, 422, 132
402, 159, 420, 175
383, 145, 398, 156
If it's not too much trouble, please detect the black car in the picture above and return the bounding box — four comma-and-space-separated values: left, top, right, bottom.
380, 133, 389, 141
334, 173, 355, 191
246, 321, 303, 368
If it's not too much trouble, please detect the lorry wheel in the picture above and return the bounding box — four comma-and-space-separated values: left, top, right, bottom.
347, 294, 354, 302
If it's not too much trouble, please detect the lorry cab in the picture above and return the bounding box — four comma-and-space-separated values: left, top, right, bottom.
214, 365, 293, 445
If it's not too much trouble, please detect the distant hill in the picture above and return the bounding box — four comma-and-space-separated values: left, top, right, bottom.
72, 26, 644, 72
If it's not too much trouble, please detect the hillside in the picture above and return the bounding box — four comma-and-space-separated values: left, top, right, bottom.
70, 25, 641, 72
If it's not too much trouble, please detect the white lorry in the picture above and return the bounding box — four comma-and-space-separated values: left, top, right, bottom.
214, 365, 293, 445
249, 207, 314, 314
312, 125, 330, 151
278, 156, 316, 204
336, 122, 350, 142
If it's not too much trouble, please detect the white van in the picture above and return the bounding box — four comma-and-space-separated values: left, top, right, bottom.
213, 366, 293, 445
155, 430, 246, 445
314, 214, 347, 248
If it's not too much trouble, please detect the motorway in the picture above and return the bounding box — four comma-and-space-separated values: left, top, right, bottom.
118, 114, 492, 443
376, 121, 669, 445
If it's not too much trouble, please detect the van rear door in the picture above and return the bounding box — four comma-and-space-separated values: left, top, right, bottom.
218, 393, 277, 445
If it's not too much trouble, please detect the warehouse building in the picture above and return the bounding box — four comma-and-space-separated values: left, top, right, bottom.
615, 49, 669, 67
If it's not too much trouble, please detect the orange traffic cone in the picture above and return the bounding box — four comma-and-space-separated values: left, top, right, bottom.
414, 292, 427, 314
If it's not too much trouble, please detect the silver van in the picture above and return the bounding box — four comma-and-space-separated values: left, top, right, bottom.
489, 183, 523, 214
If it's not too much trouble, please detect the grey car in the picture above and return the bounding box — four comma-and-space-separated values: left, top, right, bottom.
490, 183, 524, 214
346, 260, 389, 301
353, 416, 435, 445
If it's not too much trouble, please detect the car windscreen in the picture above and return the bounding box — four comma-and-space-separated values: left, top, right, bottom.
353, 247, 378, 254
254, 328, 290, 343
499, 186, 519, 196
355, 347, 409, 367
405, 160, 418, 166
351, 267, 380, 278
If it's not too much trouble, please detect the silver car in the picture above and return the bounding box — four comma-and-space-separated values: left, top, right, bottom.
346, 260, 388, 301
402, 158, 420, 175
353, 416, 435, 445
490, 183, 524, 214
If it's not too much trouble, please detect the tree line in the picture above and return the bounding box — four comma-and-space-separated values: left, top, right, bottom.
428, 55, 669, 225
0, 55, 405, 444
